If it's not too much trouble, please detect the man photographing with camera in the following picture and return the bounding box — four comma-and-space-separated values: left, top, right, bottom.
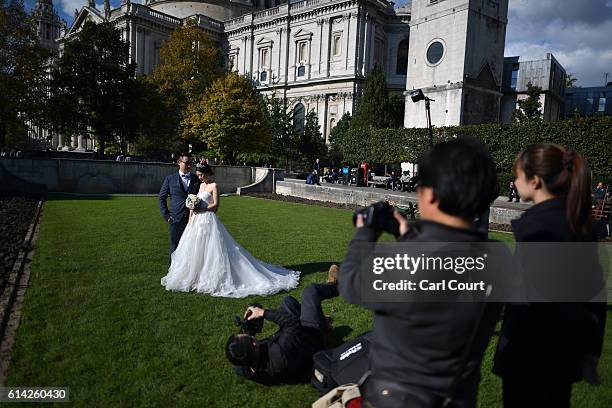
225, 280, 338, 384
340, 138, 503, 408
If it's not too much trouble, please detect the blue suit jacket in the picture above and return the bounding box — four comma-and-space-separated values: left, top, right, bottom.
158, 172, 200, 222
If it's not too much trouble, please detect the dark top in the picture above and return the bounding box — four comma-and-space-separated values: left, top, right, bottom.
593, 187, 606, 200
493, 197, 607, 382
158, 172, 199, 222
339, 221, 503, 396
236, 308, 324, 384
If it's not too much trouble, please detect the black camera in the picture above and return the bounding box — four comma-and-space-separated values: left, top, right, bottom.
353, 201, 410, 237
234, 303, 264, 336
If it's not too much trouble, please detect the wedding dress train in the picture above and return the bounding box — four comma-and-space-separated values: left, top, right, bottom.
161, 191, 300, 297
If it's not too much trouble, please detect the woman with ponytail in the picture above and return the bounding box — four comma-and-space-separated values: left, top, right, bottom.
493, 144, 606, 407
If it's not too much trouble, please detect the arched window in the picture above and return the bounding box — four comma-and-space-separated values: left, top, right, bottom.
293, 103, 305, 134
396, 39, 409, 75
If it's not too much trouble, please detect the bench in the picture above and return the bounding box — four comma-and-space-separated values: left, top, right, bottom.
368, 175, 388, 188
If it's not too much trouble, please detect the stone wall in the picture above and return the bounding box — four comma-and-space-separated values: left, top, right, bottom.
237, 167, 285, 194
0, 158, 260, 195
276, 180, 525, 225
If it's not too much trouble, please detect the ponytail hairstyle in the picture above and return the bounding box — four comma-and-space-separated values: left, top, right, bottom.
513, 143, 592, 238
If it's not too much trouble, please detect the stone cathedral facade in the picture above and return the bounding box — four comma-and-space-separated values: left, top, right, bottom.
40, 0, 509, 149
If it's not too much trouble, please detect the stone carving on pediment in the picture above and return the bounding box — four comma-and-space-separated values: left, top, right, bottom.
331, 15, 344, 24
256, 36, 274, 46
293, 27, 314, 39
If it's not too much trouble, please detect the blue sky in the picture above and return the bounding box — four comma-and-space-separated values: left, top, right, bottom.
27, 0, 612, 87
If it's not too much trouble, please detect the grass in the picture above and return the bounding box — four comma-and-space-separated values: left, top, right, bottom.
6, 195, 612, 407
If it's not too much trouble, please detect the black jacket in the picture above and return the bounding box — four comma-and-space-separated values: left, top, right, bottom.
236, 308, 324, 384
339, 221, 503, 396
493, 197, 607, 382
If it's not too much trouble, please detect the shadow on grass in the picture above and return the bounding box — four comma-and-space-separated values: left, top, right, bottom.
286, 262, 339, 278
47, 193, 118, 201
325, 325, 354, 348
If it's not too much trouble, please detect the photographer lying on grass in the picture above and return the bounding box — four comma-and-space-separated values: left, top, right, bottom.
340, 137, 504, 408
225, 272, 339, 384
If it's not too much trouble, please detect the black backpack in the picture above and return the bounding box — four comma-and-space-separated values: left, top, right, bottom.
311, 332, 373, 395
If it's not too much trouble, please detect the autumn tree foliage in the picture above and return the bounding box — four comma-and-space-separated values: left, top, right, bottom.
150, 20, 224, 142
182, 72, 270, 164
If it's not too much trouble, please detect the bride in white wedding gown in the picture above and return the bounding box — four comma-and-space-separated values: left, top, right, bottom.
161, 165, 300, 298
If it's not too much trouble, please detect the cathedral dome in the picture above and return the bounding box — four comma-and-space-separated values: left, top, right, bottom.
145, 0, 251, 21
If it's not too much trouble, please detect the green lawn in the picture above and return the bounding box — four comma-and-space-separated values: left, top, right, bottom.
6, 196, 612, 407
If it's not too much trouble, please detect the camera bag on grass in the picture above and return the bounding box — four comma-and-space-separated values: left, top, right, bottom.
314, 303, 491, 407
311, 332, 373, 395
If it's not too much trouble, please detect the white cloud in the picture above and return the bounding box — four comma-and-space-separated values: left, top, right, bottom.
56, 0, 143, 23
57, 0, 85, 19
506, 0, 612, 86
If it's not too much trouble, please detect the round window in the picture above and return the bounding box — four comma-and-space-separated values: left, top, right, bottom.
426, 41, 444, 65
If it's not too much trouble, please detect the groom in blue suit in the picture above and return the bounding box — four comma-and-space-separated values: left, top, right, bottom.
158, 153, 200, 266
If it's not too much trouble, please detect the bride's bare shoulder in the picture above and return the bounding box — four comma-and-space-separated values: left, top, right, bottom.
200, 183, 217, 192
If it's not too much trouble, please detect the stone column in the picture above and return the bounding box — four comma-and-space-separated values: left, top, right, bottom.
51, 132, 58, 149
129, 20, 136, 66
242, 35, 248, 74
144, 29, 150, 74
246, 32, 254, 80
77, 135, 85, 151
358, 13, 370, 75
138, 28, 146, 75
276, 28, 283, 82
71, 134, 78, 149
316, 19, 324, 76
321, 95, 329, 144
345, 12, 355, 70
322, 18, 331, 77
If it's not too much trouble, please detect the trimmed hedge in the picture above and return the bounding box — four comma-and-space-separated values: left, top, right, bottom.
334, 116, 612, 180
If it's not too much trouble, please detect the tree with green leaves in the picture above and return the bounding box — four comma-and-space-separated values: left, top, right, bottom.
328, 112, 351, 162
513, 82, 543, 123
300, 110, 326, 165
48, 21, 138, 155
129, 77, 183, 159
263, 94, 300, 168
566, 73, 579, 88
351, 64, 401, 129
0, 0, 50, 148
388, 92, 405, 127
182, 72, 270, 164
150, 20, 224, 143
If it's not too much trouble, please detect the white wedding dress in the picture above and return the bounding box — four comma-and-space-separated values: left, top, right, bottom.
161, 191, 300, 297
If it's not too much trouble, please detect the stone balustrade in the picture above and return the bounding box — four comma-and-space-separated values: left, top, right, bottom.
132, 4, 182, 26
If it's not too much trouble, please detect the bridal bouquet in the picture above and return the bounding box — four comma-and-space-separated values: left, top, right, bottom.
186, 194, 201, 210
